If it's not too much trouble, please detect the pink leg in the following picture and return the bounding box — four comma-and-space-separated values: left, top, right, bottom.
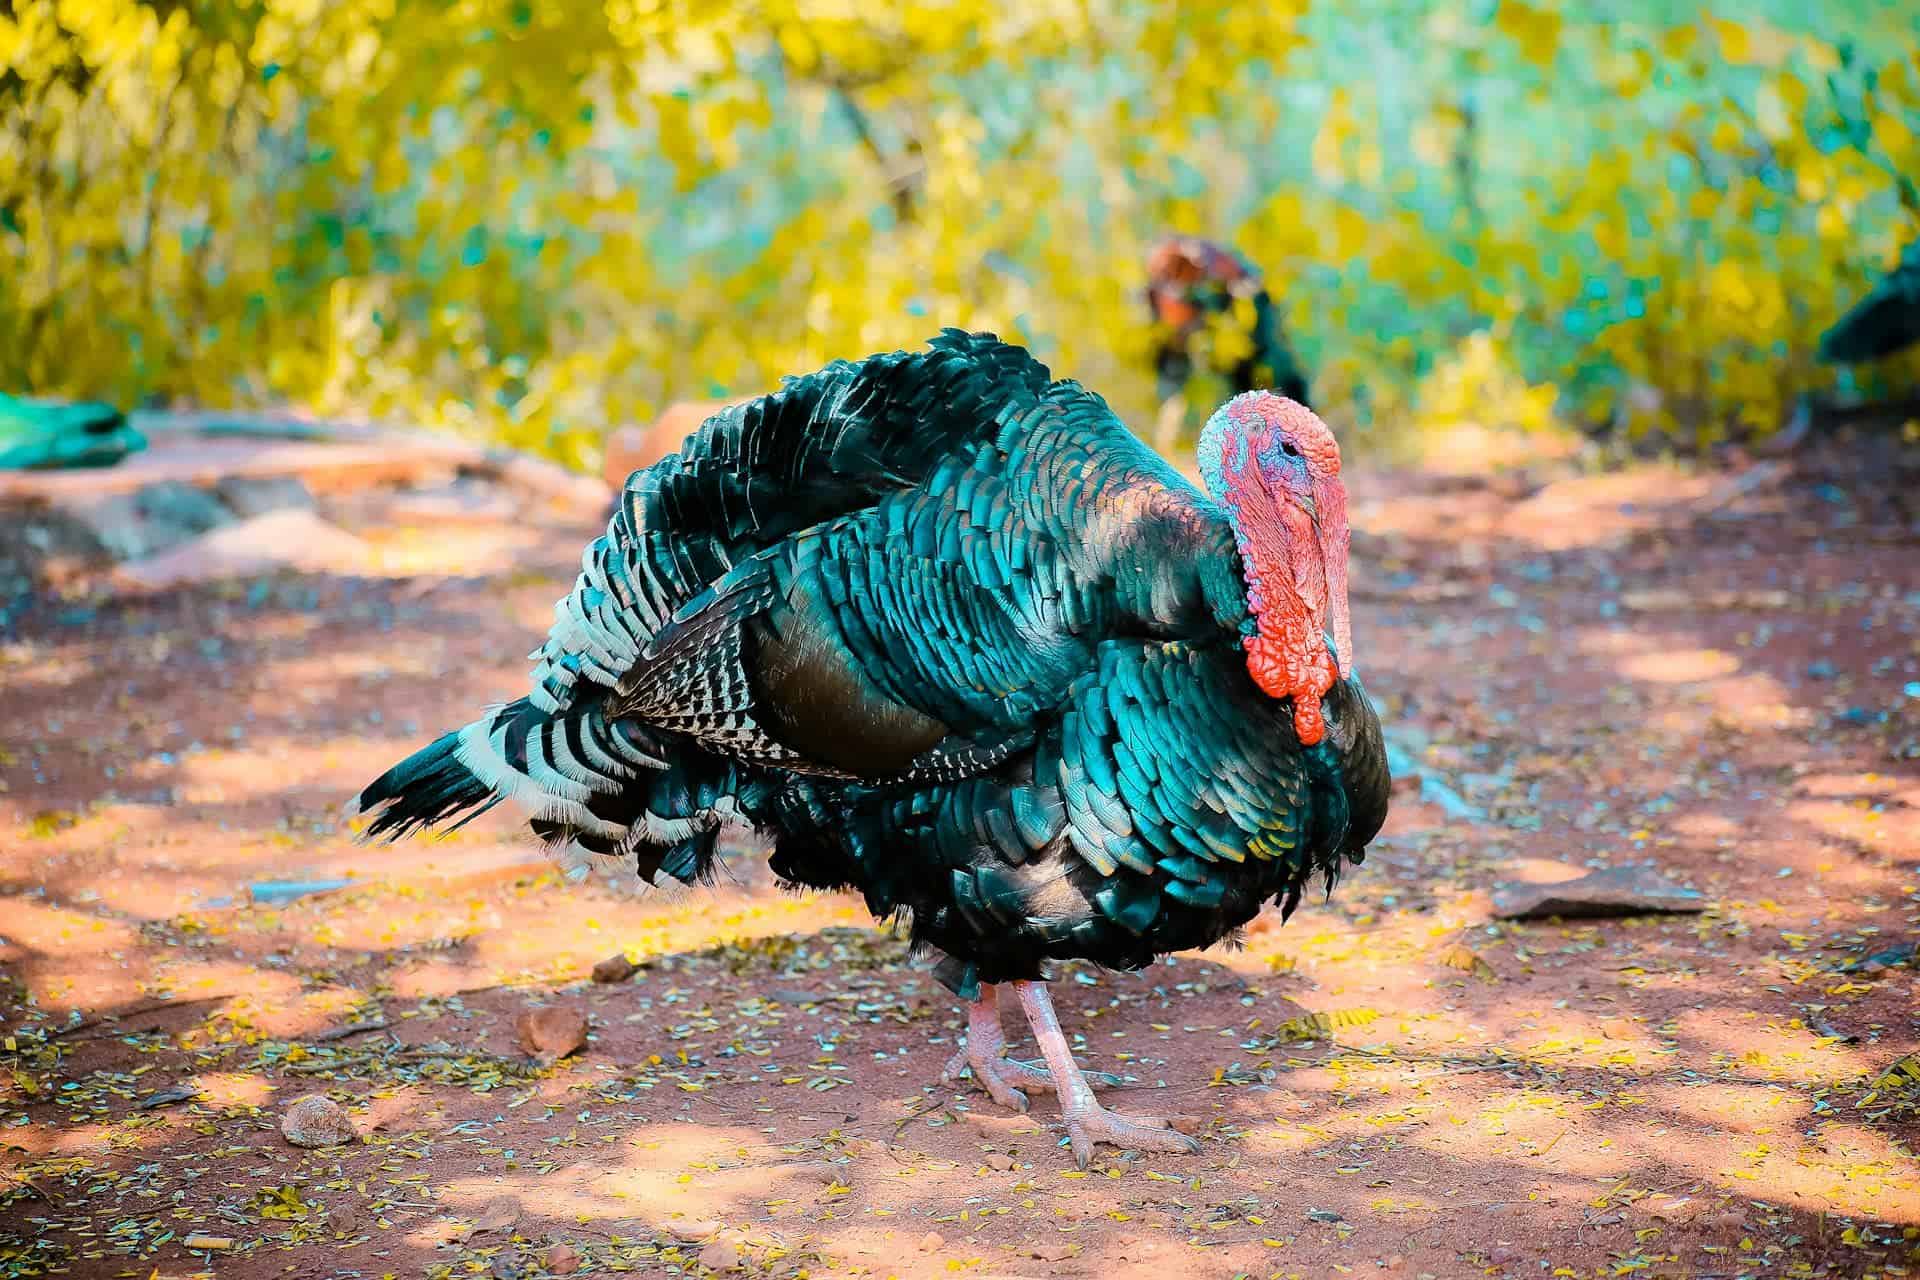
1012, 979, 1199, 1168
940, 983, 1057, 1112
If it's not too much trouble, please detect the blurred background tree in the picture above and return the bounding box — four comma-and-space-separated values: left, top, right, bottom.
1, 0, 1916, 468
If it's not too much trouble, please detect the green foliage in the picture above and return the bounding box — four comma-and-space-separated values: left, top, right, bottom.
1, 0, 1917, 461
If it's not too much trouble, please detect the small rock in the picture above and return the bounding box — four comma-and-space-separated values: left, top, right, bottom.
280, 1094, 358, 1148
546, 1243, 582, 1275
672, 1219, 723, 1243
697, 1241, 740, 1272
919, 1231, 945, 1252
1028, 1242, 1075, 1261
962, 1110, 1026, 1135
1491, 865, 1706, 921
1168, 1114, 1205, 1135
984, 1151, 1016, 1171
490, 1253, 524, 1280
591, 953, 639, 984
1706, 1209, 1747, 1230
516, 1005, 588, 1064
1589, 1212, 1622, 1226
1383, 1255, 1407, 1271
326, 1201, 364, 1237
459, 1195, 519, 1241
1488, 1244, 1519, 1264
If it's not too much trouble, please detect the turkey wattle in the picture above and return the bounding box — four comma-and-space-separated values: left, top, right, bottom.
353, 330, 1390, 1165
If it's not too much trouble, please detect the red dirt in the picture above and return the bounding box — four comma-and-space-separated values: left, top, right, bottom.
2, 438, 1917, 1280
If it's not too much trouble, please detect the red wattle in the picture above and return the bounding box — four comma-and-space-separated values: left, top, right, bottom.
1245, 628, 1337, 747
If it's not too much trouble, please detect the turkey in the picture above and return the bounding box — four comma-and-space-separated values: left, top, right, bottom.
1819, 238, 1920, 365
1146, 236, 1312, 448
354, 330, 1389, 1165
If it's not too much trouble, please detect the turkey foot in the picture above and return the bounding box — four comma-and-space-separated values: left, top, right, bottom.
942, 984, 1120, 1111
942, 984, 1050, 1111
1012, 979, 1199, 1169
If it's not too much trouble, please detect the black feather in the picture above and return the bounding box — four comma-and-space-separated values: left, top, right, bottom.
355, 731, 500, 841
1819, 241, 1920, 364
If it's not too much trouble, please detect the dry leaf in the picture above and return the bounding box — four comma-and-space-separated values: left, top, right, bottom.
1436, 943, 1499, 982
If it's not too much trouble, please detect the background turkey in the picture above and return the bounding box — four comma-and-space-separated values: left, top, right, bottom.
1819, 238, 1920, 365
1145, 235, 1313, 450
355, 329, 1390, 1166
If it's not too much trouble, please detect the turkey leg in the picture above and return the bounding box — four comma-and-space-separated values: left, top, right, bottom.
941, 983, 1049, 1111
1011, 979, 1199, 1168
942, 982, 1119, 1111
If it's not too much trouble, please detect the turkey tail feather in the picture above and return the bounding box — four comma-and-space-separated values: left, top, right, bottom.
353, 696, 627, 843
353, 730, 503, 841
353, 697, 751, 891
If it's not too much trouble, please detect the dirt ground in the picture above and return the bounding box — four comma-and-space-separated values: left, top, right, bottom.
2, 435, 1917, 1280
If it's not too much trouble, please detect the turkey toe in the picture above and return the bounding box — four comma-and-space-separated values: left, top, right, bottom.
1063, 1104, 1201, 1168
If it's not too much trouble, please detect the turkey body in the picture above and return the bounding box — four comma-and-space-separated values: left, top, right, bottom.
1820, 239, 1920, 365
357, 330, 1388, 1159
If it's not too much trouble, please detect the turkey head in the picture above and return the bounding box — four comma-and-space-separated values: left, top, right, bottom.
1195, 392, 1352, 747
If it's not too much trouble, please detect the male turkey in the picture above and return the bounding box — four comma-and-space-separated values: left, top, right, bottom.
1145, 236, 1311, 448
1819, 238, 1920, 364
355, 330, 1389, 1165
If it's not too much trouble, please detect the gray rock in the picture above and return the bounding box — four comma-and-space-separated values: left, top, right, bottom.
72, 481, 232, 561
280, 1093, 358, 1148
214, 474, 315, 518
0, 501, 109, 597
1491, 866, 1707, 920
